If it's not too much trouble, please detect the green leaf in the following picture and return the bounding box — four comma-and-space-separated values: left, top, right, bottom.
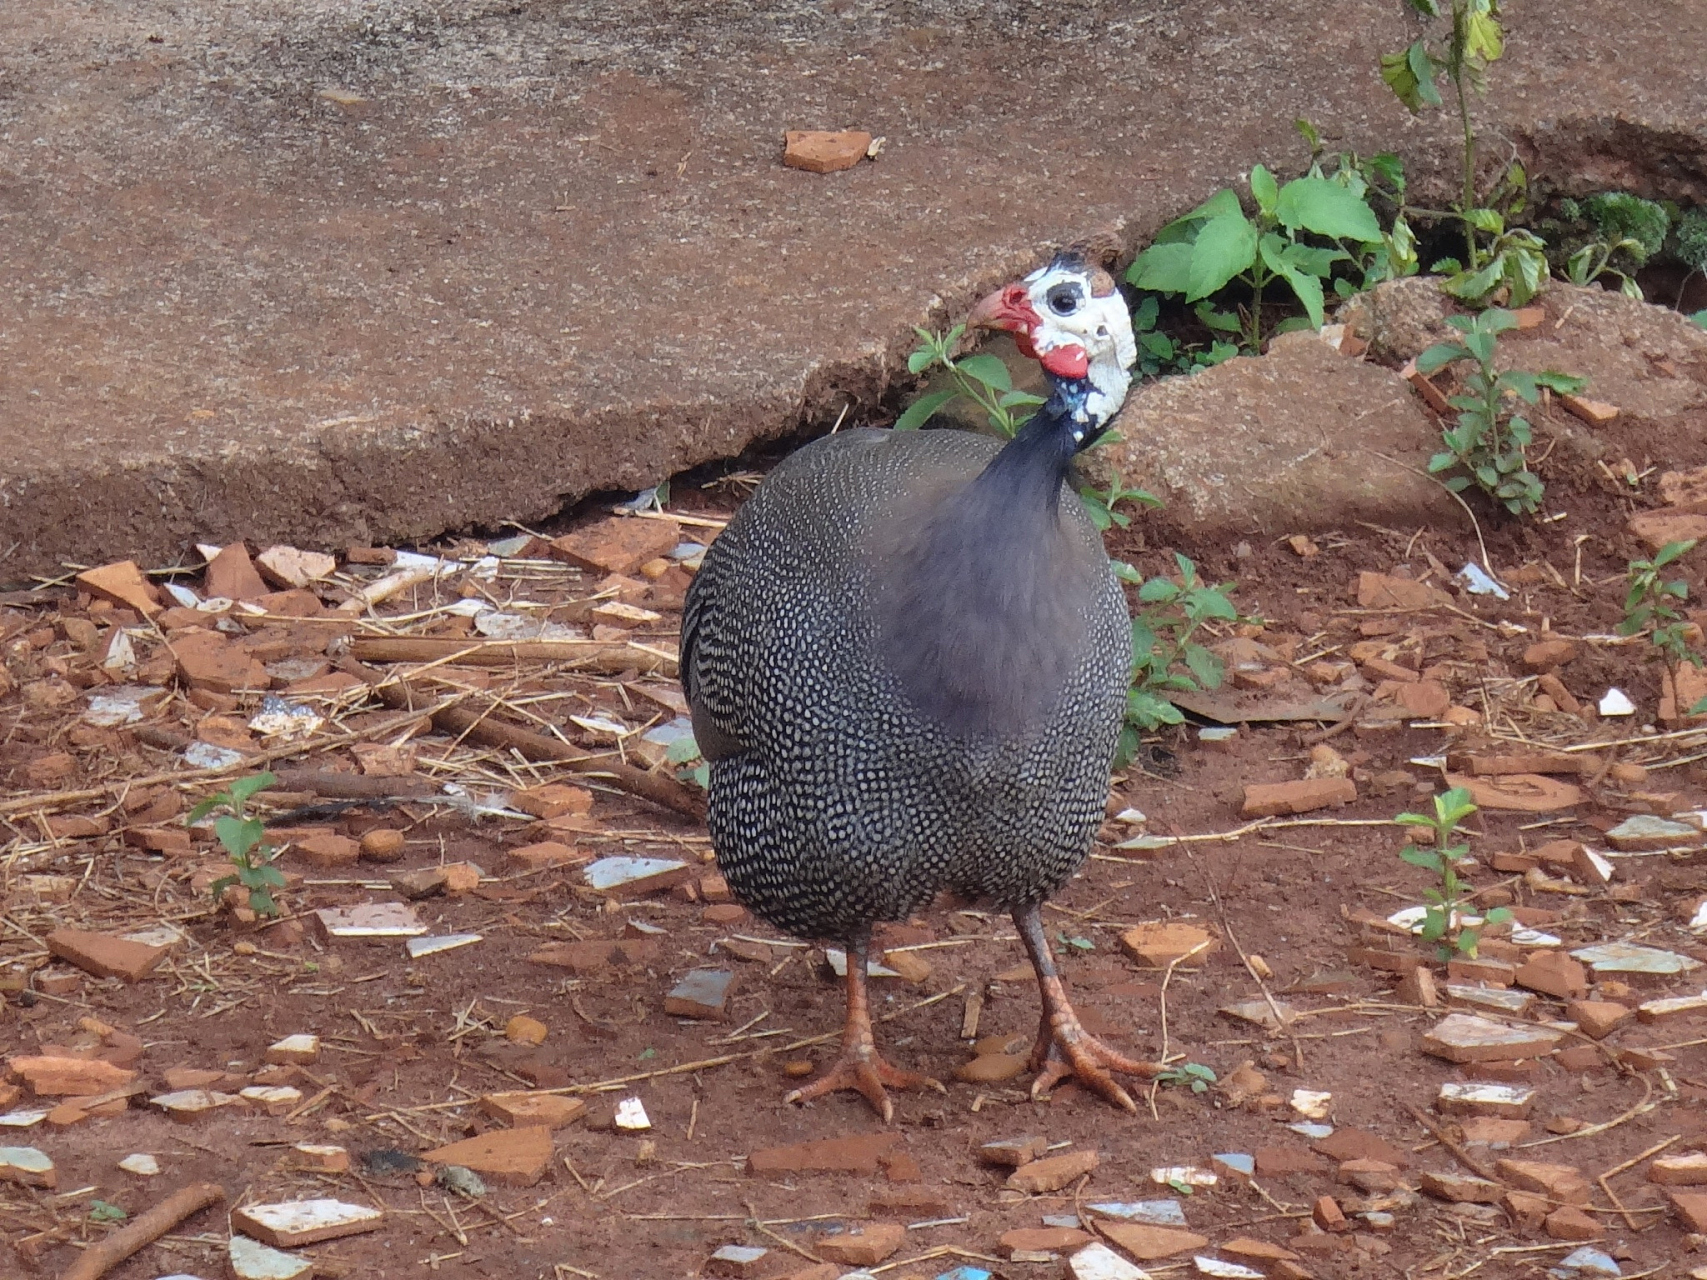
1128, 242, 1194, 295
1127, 689, 1183, 729
215, 814, 263, 859
1194, 301, 1243, 334
1138, 578, 1180, 603
227, 772, 277, 807
1250, 164, 1279, 217
1274, 176, 1383, 243
1111, 560, 1143, 585
1415, 342, 1465, 375
1463, 8, 1504, 62
89, 1200, 127, 1224
892, 387, 958, 431
1654, 539, 1698, 568
1368, 152, 1406, 192
1132, 294, 1160, 330
1183, 643, 1223, 689
1274, 259, 1326, 330
188, 797, 222, 823
1381, 40, 1442, 112
210, 874, 237, 899
1187, 212, 1259, 301
956, 354, 1011, 393
1467, 206, 1504, 234
1444, 254, 1506, 303
1400, 847, 1445, 873
1294, 117, 1322, 151
907, 347, 938, 375
1532, 370, 1588, 394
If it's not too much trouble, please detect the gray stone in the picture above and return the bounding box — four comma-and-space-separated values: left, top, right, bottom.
1421, 1013, 1563, 1063
1571, 941, 1703, 976
228, 1236, 313, 1280
1109, 332, 1461, 537
1336, 276, 1458, 362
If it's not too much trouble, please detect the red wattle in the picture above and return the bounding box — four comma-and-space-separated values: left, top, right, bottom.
1040, 345, 1089, 379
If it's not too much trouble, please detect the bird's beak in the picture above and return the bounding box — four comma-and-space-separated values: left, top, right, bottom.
967, 283, 1039, 335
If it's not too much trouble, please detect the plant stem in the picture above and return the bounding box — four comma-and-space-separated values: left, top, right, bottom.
1451, 15, 1479, 268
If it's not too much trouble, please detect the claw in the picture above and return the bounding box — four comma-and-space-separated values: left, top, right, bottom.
786, 1052, 942, 1123
1013, 903, 1164, 1113
784, 934, 941, 1122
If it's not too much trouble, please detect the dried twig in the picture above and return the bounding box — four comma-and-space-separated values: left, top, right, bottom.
58, 1181, 225, 1280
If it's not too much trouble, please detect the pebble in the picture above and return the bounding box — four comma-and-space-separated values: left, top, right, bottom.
229, 1199, 385, 1248
422, 1126, 554, 1186
664, 968, 736, 1019
1088, 1199, 1188, 1226
1599, 688, 1636, 716
0, 1146, 56, 1188
1572, 941, 1702, 976
1421, 1013, 1563, 1062
1007, 1149, 1099, 1193
229, 1235, 314, 1280
1066, 1241, 1151, 1280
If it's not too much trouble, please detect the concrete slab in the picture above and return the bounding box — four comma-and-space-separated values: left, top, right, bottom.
2, 1, 1704, 582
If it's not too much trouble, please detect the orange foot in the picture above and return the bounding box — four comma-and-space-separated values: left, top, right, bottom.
1014, 904, 1164, 1113
785, 1046, 943, 1124
784, 936, 944, 1123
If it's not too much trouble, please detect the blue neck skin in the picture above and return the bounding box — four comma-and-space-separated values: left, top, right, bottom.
966, 373, 1100, 517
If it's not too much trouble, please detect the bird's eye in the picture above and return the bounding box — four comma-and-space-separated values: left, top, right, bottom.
1045, 283, 1081, 315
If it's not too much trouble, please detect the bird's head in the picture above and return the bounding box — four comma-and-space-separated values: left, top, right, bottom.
967, 252, 1137, 439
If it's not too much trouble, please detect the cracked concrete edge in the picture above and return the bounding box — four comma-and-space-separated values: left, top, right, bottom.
0, 231, 1147, 587
9, 108, 1707, 585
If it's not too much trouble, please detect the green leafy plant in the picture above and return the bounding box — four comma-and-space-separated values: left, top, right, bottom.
1416, 308, 1587, 515
898, 327, 1161, 530
189, 772, 285, 917
1396, 787, 1510, 960
1619, 539, 1699, 666
1155, 1061, 1217, 1094
1128, 168, 1386, 349
1131, 295, 1239, 377
1295, 118, 1419, 294
1547, 193, 1668, 299
1114, 554, 1242, 765
1079, 476, 1164, 532
896, 324, 1045, 436
1381, 0, 1548, 306
88, 1200, 127, 1224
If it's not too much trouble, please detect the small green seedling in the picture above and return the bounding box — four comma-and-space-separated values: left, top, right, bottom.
899, 325, 1161, 531
897, 324, 1046, 437
1155, 1062, 1217, 1094
1381, 0, 1549, 306
1127, 169, 1387, 350
1115, 554, 1244, 766
1395, 786, 1510, 961
89, 1200, 127, 1224
1130, 294, 1239, 377
189, 771, 285, 917
1619, 539, 1699, 666
1417, 308, 1586, 516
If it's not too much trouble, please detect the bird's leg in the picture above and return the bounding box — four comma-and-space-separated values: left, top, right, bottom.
1014, 902, 1164, 1113
784, 933, 943, 1123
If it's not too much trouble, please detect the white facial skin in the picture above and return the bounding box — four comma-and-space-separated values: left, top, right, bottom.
1019, 261, 1137, 430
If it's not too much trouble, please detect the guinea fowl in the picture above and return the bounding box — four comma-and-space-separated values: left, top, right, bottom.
682, 252, 1159, 1117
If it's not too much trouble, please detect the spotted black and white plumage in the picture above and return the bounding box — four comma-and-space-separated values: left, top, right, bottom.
682, 255, 1134, 945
